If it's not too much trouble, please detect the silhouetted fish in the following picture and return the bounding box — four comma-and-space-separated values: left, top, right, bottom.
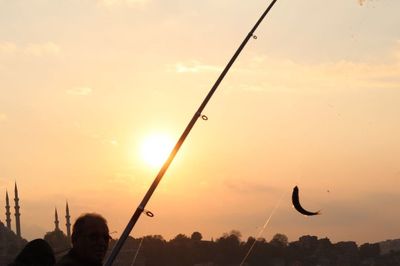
292, 186, 321, 216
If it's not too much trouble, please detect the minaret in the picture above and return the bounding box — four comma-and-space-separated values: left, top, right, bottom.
65, 201, 71, 240
5, 190, 11, 230
14, 182, 21, 237
54, 208, 60, 231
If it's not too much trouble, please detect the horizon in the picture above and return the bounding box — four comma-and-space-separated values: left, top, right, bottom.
1, 0, 399, 246
2, 201, 399, 246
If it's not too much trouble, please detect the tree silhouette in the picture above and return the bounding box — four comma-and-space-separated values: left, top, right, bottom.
103, 231, 400, 266
215, 231, 243, 265
360, 243, 380, 259
191, 231, 202, 242
270, 233, 288, 248
141, 235, 167, 266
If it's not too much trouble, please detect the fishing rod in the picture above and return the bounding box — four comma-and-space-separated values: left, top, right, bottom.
104, 1, 279, 265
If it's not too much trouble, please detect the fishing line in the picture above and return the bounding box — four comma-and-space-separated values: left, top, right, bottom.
130, 237, 145, 266
239, 190, 286, 266
239, 173, 303, 265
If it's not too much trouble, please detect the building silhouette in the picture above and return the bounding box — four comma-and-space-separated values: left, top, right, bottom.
0, 182, 71, 245
3, 183, 22, 237
65, 201, 71, 242
14, 182, 21, 238
5, 190, 11, 230
0, 183, 26, 265
44, 206, 70, 253
0, 221, 27, 265
55, 208, 60, 231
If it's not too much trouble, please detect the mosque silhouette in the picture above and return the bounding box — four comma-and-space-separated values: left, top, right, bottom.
0, 182, 72, 264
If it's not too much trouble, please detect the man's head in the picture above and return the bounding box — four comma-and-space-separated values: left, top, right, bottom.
71, 213, 110, 264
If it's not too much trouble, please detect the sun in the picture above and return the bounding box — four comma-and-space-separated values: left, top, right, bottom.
140, 134, 175, 168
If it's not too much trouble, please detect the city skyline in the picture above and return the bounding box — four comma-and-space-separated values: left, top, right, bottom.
1, 183, 71, 241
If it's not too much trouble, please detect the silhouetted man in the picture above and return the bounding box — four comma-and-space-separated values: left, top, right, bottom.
56, 213, 110, 266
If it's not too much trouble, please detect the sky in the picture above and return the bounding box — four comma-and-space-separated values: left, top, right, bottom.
0, 0, 399, 245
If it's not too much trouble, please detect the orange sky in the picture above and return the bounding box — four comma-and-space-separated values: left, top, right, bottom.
0, 0, 399, 244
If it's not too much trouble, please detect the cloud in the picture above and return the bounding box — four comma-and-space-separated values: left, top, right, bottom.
97, 0, 150, 8
66, 87, 93, 96
169, 42, 400, 90
0, 42, 17, 56
231, 44, 400, 93
23, 42, 61, 57
357, 0, 374, 6
0, 41, 61, 57
170, 61, 222, 73
0, 113, 7, 123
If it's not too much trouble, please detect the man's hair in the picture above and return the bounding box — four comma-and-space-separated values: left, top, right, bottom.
71, 213, 108, 243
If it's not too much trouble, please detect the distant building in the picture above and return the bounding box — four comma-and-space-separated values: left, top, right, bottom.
14, 182, 21, 238
44, 206, 71, 254
65, 201, 71, 242
1, 182, 73, 259
2, 183, 22, 237
5, 190, 11, 230
0, 184, 26, 264
0, 221, 26, 265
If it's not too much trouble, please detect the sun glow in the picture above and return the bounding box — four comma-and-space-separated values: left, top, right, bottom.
140, 134, 175, 168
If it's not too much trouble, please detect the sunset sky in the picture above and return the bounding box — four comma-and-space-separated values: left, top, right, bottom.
1, 0, 399, 245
